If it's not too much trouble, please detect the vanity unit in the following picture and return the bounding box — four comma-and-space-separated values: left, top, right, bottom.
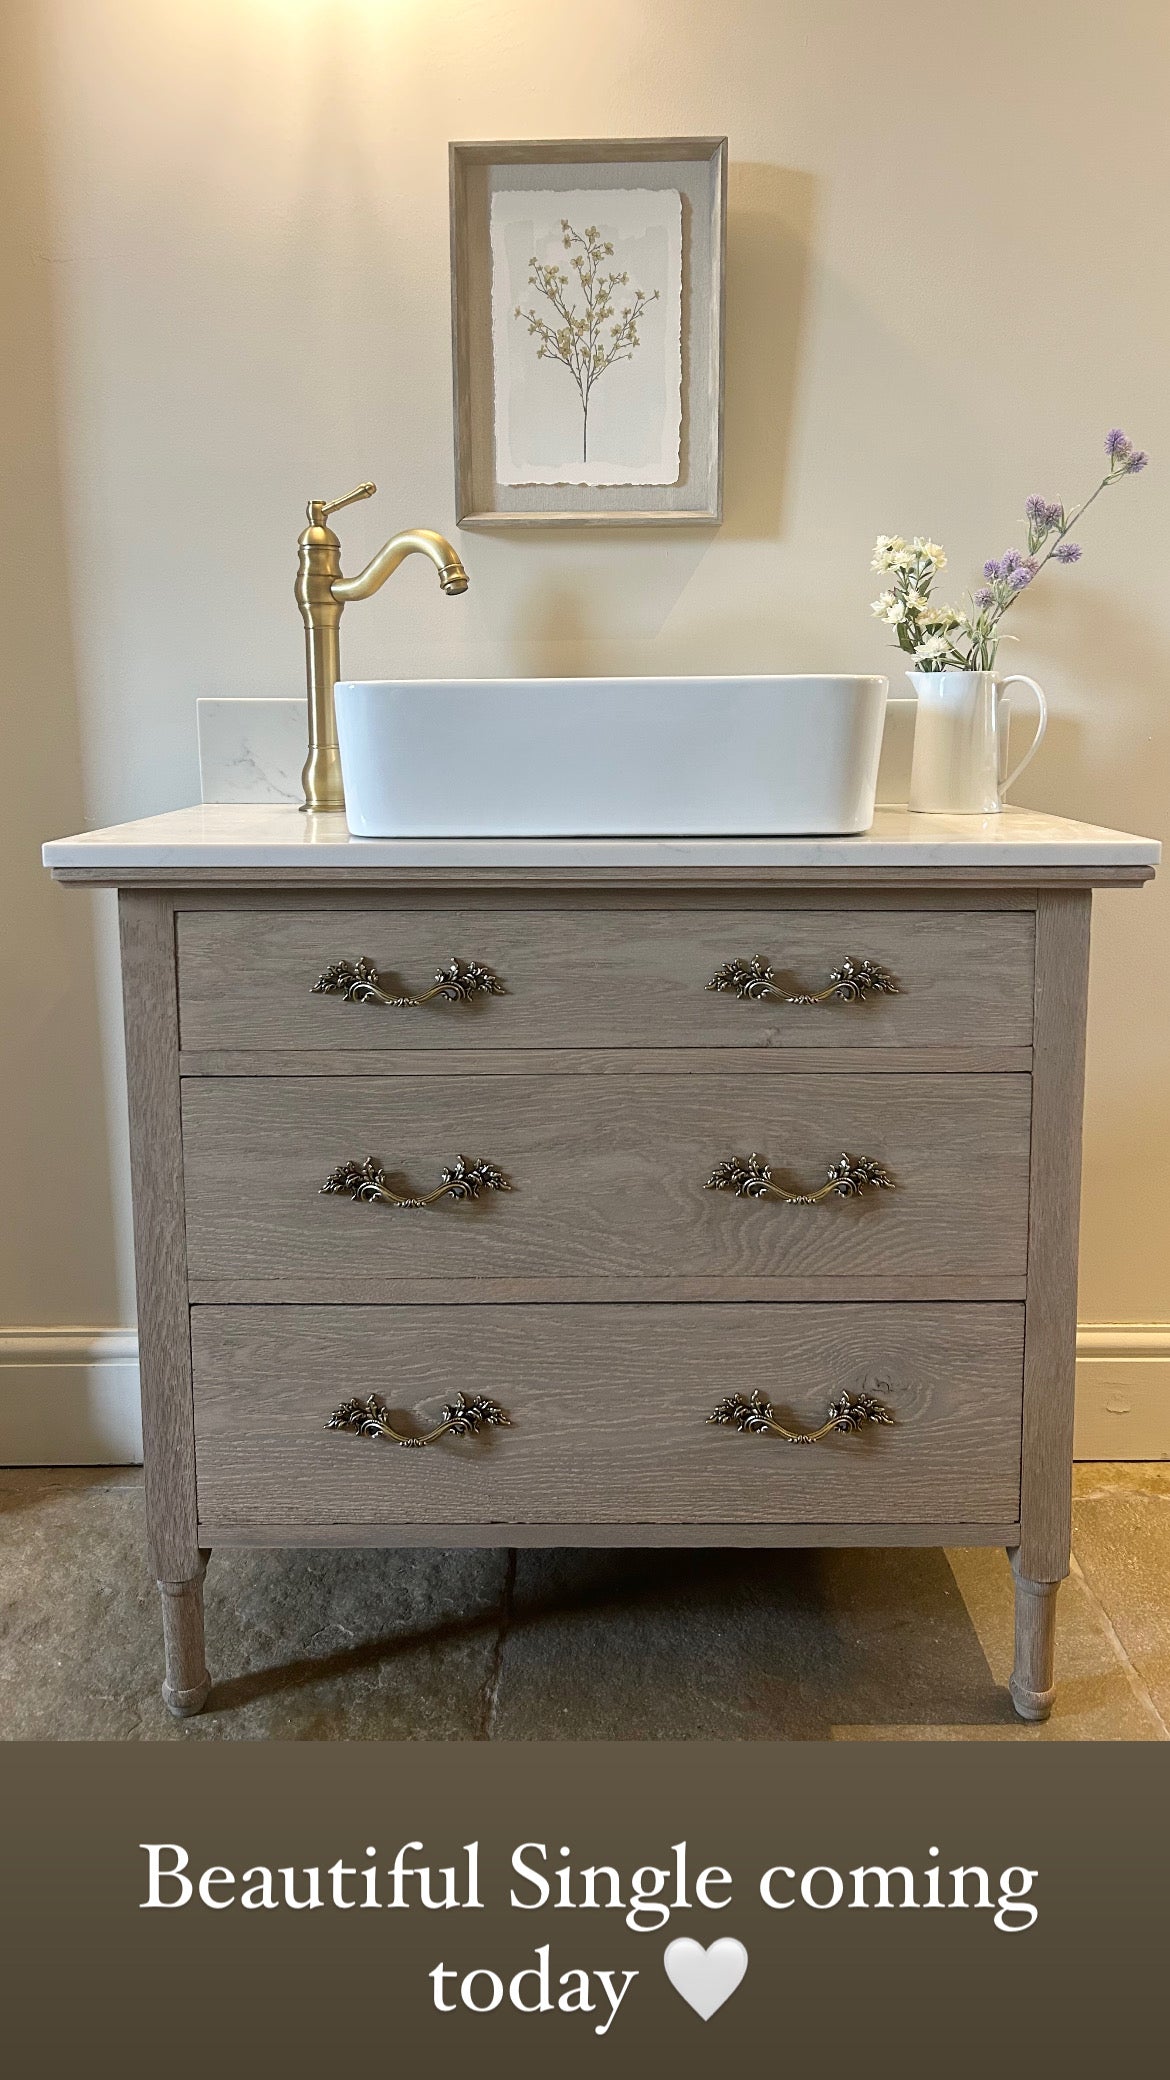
44, 805, 1157, 1722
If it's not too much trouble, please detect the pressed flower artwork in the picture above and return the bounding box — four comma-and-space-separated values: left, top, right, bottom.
490, 187, 682, 487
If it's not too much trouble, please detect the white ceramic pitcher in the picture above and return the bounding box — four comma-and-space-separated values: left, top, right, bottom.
907, 670, 1047, 814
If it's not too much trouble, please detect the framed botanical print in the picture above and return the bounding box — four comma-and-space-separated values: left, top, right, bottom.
450, 137, 727, 526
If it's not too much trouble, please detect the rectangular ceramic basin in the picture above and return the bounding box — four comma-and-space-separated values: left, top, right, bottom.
333, 675, 888, 838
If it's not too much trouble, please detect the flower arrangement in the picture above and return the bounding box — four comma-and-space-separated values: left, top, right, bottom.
870, 430, 1149, 671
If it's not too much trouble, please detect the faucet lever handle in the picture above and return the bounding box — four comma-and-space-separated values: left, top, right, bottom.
307, 482, 377, 528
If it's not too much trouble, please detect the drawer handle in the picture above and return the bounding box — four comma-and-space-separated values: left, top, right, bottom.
327, 1391, 511, 1448
709, 1387, 893, 1443
321, 1153, 512, 1208
707, 955, 899, 1005
706, 1150, 894, 1204
312, 955, 506, 1008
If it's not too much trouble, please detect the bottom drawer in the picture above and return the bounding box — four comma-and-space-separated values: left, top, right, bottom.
191, 1303, 1023, 1529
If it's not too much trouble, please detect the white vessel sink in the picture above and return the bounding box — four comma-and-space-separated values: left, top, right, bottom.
334, 674, 888, 838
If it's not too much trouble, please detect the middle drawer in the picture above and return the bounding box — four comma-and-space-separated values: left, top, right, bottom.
182, 1071, 1030, 1291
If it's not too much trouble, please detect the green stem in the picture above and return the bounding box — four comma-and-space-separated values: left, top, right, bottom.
988, 471, 1116, 643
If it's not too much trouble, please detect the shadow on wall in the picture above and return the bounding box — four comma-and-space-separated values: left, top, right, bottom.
0, 1, 121, 1326
1010, 580, 1170, 825
721, 162, 818, 543
483, 529, 712, 672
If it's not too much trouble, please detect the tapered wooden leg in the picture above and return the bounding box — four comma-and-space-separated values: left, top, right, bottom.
159, 1554, 211, 1718
1009, 1552, 1059, 1722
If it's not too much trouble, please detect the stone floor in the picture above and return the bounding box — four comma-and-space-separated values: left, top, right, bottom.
1, 1464, 1166, 1740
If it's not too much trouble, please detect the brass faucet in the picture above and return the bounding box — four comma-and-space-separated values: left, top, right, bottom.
294, 482, 469, 812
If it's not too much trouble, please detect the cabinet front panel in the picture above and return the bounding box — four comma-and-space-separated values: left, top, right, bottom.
176, 908, 1035, 1053
181, 1072, 1030, 1288
191, 1302, 1024, 1526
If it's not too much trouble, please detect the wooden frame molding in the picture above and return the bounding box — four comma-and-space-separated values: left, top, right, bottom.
1018, 891, 1092, 1582
118, 891, 200, 1585
449, 136, 727, 528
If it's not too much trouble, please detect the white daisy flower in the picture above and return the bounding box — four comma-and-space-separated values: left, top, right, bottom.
870, 534, 906, 571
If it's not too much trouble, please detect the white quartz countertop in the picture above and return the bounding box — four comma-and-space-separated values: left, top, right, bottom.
43, 803, 1160, 872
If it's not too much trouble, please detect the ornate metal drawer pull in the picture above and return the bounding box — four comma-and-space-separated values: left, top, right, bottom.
709, 1387, 893, 1444
321, 1154, 512, 1208
327, 1391, 511, 1448
705, 1150, 894, 1204
312, 955, 506, 1008
707, 955, 899, 1005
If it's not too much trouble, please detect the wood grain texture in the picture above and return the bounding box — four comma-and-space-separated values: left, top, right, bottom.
1009, 1555, 1059, 1721
186, 1275, 1026, 1305
190, 1302, 1024, 1528
198, 1520, 1022, 1550
158, 1569, 211, 1717
179, 1045, 1035, 1079
118, 892, 200, 1581
174, 887, 1043, 912
175, 907, 1037, 1053
450, 135, 731, 165
1017, 891, 1092, 1581
180, 1071, 1032, 1288
50, 865, 1154, 889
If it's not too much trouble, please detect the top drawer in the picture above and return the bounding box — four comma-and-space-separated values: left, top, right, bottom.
176, 907, 1035, 1054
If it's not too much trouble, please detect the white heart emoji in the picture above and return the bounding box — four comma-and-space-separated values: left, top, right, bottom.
663, 1936, 749, 2020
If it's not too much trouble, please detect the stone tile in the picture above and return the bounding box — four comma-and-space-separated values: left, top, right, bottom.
0, 1470, 508, 1740
1073, 1463, 1170, 1500
1070, 1464, 1170, 1732
3, 1468, 1164, 1741
847, 1546, 1163, 1740
487, 1542, 1149, 1740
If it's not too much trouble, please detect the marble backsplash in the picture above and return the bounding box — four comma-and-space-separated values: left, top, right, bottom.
197, 698, 304, 805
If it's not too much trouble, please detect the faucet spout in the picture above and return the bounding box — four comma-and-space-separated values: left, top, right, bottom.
333, 529, 469, 603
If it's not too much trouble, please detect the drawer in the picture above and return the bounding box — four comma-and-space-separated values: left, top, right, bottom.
175, 908, 1035, 1053
181, 1072, 1031, 1289
191, 1302, 1025, 1527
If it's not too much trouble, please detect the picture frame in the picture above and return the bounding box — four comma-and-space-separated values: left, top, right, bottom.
449, 136, 727, 528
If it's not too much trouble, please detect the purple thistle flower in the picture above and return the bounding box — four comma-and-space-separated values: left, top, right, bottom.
974, 586, 994, 609
1009, 565, 1033, 590
983, 557, 1003, 581
1105, 428, 1132, 459
1053, 541, 1082, 562
1125, 449, 1149, 473
1025, 497, 1063, 531
1000, 548, 1025, 573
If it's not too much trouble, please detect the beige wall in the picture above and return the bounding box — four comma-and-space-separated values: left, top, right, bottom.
5, 0, 1169, 1338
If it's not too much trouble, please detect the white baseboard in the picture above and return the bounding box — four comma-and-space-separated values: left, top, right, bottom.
1, 1324, 1167, 1467
1072, 1328, 1170, 1460
0, 1330, 143, 1465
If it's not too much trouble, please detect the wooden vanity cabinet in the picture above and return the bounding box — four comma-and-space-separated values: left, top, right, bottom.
98, 866, 1140, 1723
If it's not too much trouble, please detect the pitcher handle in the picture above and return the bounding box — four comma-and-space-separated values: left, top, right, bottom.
997, 674, 1048, 797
